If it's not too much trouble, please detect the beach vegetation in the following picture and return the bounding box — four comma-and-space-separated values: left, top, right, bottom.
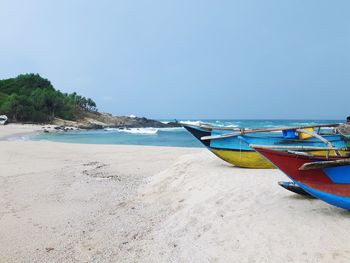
0, 74, 97, 122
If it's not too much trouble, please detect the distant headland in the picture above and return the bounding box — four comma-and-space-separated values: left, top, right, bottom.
0, 74, 180, 129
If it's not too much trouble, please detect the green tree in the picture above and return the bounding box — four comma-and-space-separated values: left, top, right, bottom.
0, 73, 98, 122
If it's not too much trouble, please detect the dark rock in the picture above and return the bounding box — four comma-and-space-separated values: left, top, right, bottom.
52, 112, 183, 130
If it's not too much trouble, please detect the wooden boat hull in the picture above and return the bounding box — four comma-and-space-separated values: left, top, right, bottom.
184, 125, 274, 168
184, 125, 348, 169
254, 147, 350, 210
211, 148, 275, 169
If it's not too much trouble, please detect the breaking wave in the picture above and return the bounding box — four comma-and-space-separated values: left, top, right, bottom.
104, 127, 158, 135
180, 120, 204, 126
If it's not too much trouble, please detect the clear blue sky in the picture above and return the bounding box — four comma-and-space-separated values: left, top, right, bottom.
1, 0, 349, 119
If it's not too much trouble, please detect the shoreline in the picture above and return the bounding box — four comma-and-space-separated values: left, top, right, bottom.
0, 124, 204, 149
0, 123, 44, 140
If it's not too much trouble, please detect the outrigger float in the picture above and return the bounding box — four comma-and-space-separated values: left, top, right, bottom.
252, 145, 350, 210
278, 181, 314, 197
183, 123, 349, 169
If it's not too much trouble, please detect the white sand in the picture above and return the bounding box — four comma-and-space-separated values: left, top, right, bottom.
1, 125, 350, 262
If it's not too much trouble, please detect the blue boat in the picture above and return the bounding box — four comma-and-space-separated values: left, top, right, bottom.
184, 124, 348, 168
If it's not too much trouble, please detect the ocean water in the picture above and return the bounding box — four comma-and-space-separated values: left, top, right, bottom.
32, 119, 342, 148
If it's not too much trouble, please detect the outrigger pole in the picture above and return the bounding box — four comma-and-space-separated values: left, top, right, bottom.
300, 158, 350, 170
249, 144, 345, 151
200, 123, 340, 141
296, 128, 341, 156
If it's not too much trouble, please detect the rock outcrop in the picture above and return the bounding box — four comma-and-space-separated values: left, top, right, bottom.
52, 112, 182, 129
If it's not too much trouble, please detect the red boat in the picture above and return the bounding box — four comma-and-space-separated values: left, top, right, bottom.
252, 146, 350, 210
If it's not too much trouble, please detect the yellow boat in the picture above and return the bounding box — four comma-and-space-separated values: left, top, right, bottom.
211, 148, 275, 168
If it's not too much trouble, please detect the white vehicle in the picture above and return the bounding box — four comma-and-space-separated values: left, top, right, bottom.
0, 115, 8, 125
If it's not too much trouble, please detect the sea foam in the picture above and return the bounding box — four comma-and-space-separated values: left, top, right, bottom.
180, 120, 204, 126
104, 127, 158, 135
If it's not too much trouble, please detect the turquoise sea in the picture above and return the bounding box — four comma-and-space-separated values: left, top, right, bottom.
32, 119, 342, 148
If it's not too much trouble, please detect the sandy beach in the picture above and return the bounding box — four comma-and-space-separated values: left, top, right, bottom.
1, 126, 350, 262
